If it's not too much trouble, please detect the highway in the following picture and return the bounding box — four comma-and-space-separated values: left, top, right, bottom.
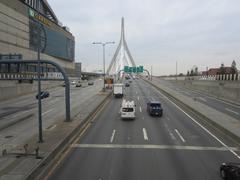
153, 78, 240, 120
0, 79, 102, 151
47, 79, 240, 180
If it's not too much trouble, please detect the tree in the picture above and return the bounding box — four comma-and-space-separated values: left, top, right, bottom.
194, 67, 198, 76
187, 71, 190, 76
219, 63, 225, 80
231, 60, 237, 80
190, 69, 194, 76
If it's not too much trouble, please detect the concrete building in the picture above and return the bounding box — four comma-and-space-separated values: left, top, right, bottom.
0, 0, 75, 73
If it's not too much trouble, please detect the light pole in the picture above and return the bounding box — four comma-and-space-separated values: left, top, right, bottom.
92, 41, 115, 91
37, 0, 43, 143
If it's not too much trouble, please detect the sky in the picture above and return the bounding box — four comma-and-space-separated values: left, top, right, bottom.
48, 0, 240, 76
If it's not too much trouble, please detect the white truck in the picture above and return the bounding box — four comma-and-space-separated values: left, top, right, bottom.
113, 83, 123, 98
120, 99, 136, 119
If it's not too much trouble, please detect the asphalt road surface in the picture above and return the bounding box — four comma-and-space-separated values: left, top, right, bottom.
0, 79, 102, 150
153, 78, 240, 120
48, 79, 240, 180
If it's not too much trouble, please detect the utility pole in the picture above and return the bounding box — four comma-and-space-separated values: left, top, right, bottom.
176, 61, 178, 81
151, 65, 153, 81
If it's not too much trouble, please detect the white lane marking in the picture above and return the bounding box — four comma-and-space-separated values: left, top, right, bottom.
137, 96, 140, 101
174, 129, 186, 143
45, 124, 57, 131
42, 109, 54, 116
12, 109, 33, 118
139, 106, 142, 113
197, 97, 207, 102
142, 128, 149, 141
136, 91, 138, 94
164, 122, 176, 140
159, 91, 240, 159
72, 144, 239, 151
225, 108, 239, 115
110, 130, 116, 143
189, 90, 240, 109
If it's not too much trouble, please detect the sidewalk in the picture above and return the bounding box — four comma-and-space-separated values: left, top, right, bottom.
145, 78, 240, 143
0, 91, 111, 180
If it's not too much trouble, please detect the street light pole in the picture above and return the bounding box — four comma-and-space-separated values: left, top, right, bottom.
92, 41, 115, 91
37, 0, 43, 143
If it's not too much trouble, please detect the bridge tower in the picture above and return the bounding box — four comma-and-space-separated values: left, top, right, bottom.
107, 18, 136, 75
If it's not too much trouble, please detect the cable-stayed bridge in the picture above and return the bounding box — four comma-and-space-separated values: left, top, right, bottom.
107, 18, 136, 75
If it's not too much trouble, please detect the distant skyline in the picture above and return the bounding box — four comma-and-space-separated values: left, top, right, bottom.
48, 0, 240, 75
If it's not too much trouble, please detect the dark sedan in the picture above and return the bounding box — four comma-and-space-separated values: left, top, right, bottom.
220, 162, 240, 180
125, 83, 130, 87
36, 91, 49, 100
88, 82, 94, 86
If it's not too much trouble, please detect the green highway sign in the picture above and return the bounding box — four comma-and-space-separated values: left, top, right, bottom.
124, 66, 144, 73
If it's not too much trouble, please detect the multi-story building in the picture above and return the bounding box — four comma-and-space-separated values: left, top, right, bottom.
0, 0, 75, 73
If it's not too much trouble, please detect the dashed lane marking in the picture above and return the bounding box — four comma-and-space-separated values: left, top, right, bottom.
197, 97, 207, 102
158, 90, 240, 159
71, 144, 239, 151
42, 109, 54, 116
174, 129, 186, 143
143, 128, 149, 141
110, 130, 116, 143
139, 106, 142, 113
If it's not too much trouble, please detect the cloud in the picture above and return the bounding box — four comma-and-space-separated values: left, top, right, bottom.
48, 0, 240, 75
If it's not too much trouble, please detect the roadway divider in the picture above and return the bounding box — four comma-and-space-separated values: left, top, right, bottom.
142, 78, 240, 144
20, 91, 112, 180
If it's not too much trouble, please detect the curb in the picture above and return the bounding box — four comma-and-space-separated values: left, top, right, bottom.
143, 78, 240, 144
24, 92, 112, 180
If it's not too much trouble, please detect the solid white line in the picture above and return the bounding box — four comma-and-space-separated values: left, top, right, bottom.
143, 128, 149, 141
42, 109, 54, 116
139, 106, 142, 113
159, 91, 240, 159
174, 129, 186, 143
71, 144, 239, 151
225, 108, 239, 115
110, 130, 116, 143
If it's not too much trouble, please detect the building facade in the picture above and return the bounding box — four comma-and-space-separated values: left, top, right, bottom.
0, 0, 75, 73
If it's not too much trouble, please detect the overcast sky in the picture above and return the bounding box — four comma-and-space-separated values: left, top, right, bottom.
48, 0, 240, 75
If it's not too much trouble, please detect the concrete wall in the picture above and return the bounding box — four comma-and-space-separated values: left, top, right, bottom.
0, 80, 61, 101
175, 80, 240, 104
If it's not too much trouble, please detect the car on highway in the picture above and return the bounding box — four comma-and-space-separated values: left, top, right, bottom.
220, 162, 240, 180
147, 101, 163, 116
88, 81, 94, 86
75, 82, 82, 87
120, 99, 136, 120
71, 80, 76, 85
125, 83, 130, 87
36, 91, 49, 100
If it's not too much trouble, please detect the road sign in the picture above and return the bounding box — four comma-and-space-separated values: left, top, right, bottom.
124, 66, 144, 73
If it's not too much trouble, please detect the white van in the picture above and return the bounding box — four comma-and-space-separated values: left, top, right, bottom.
120, 99, 136, 119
